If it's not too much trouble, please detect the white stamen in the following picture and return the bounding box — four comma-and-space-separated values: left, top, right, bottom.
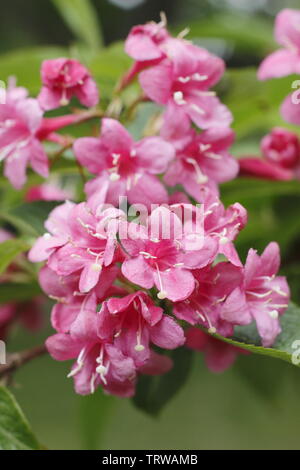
157, 290, 168, 300
186, 157, 208, 184
193, 73, 208, 81
178, 76, 191, 83
140, 251, 157, 259
110, 172, 120, 182
173, 91, 186, 105
190, 103, 205, 115
269, 310, 279, 319
91, 263, 102, 272
177, 27, 190, 39
112, 153, 121, 165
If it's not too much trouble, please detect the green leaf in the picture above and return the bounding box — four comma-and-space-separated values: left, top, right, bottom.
0, 201, 58, 237
179, 13, 275, 58
0, 386, 40, 450
0, 282, 42, 305
132, 348, 194, 416
78, 389, 115, 450
0, 239, 29, 275
220, 68, 299, 139
89, 42, 132, 99
52, 0, 103, 51
209, 302, 300, 368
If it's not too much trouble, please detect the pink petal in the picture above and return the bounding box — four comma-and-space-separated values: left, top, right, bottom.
150, 315, 185, 349
74, 137, 108, 174
127, 174, 168, 208
281, 93, 300, 126
258, 49, 300, 80
46, 333, 80, 361
139, 61, 173, 104
239, 157, 293, 181
101, 118, 133, 154
135, 137, 175, 174
122, 256, 154, 289
154, 268, 195, 302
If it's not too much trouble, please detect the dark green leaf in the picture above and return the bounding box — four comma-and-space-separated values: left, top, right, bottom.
0, 202, 58, 237
132, 348, 194, 416
0, 386, 40, 450
209, 303, 300, 368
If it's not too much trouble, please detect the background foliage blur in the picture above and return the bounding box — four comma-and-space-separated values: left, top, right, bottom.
1, 0, 300, 450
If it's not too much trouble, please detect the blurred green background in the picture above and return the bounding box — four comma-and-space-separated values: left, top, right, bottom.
2, 0, 300, 450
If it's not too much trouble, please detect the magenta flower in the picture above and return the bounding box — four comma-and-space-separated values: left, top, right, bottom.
0, 81, 49, 189
125, 20, 169, 63
38, 58, 99, 110
161, 106, 238, 199
39, 264, 121, 334
173, 262, 244, 338
29, 201, 125, 294
74, 118, 174, 207
221, 242, 290, 347
258, 9, 300, 126
258, 9, 300, 80
202, 189, 247, 266
186, 328, 249, 373
121, 206, 218, 302
46, 291, 178, 397
102, 291, 185, 365
239, 127, 300, 181
139, 40, 232, 129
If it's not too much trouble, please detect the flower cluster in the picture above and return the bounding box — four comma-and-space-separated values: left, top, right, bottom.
1, 15, 291, 397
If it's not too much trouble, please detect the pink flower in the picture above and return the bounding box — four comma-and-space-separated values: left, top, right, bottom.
239, 128, 300, 181
139, 39, 232, 129
258, 10, 300, 126
38, 58, 99, 111
121, 206, 218, 302
125, 19, 169, 63
161, 107, 238, 199
46, 291, 177, 397
0, 81, 49, 189
46, 330, 137, 397
25, 183, 73, 202
74, 118, 174, 207
120, 16, 170, 88
173, 262, 244, 337
281, 93, 300, 126
221, 242, 290, 347
29, 201, 125, 294
29, 201, 75, 263
258, 9, 300, 80
186, 328, 249, 373
39, 265, 120, 333
102, 291, 185, 365
202, 188, 247, 266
